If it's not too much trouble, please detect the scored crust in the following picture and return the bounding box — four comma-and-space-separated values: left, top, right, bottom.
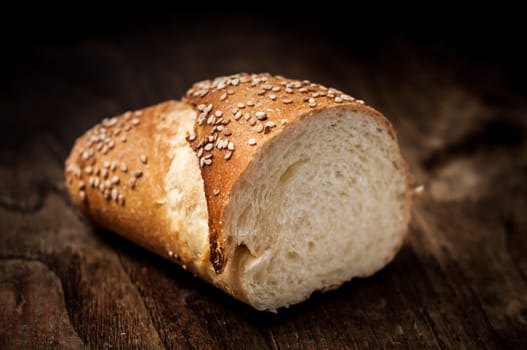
184, 73, 404, 274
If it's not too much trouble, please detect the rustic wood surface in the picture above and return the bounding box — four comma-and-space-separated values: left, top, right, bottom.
1, 14, 526, 349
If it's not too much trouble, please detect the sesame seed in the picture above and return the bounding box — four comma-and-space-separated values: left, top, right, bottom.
223, 128, 232, 136
134, 170, 143, 178
124, 111, 132, 119
111, 175, 120, 184
120, 163, 127, 172
207, 115, 215, 125
244, 113, 251, 121
335, 96, 343, 103
225, 150, 233, 160
110, 161, 117, 171
272, 86, 281, 92
309, 102, 317, 108
256, 111, 267, 119
213, 188, 220, 196
269, 94, 277, 101
204, 143, 213, 151
249, 118, 257, 126
227, 89, 235, 95
93, 177, 100, 187
285, 87, 293, 94
85, 166, 93, 174
237, 103, 245, 109
231, 78, 239, 86
199, 157, 205, 167
103, 190, 111, 200
215, 110, 223, 117
356, 99, 365, 104
299, 87, 308, 93
254, 124, 264, 133
101, 169, 109, 179
197, 147, 204, 157
79, 190, 86, 202
140, 154, 147, 164
79, 181, 85, 190
103, 160, 110, 168
263, 84, 272, 90
204, 158, 212, 166
121, 136, 127, 143
111, 188, 118, 201
227, 142, 234, 151
232, 108, 239, 114
248, 138, 257, 146
258, 89, 266, 95
134, 110, 143, 116
187, 132, 196, 142
197, 104, 206, 111
247, 100, 255, 107
308, 97, 316, 104
132, 118, 140, 125
281, 119, 288, 125
117, 194, 125, 206
220, 93, 227, 101
129, 178, 136, 189
234, 111, 242, 120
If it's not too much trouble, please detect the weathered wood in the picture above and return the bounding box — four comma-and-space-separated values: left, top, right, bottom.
1, 16, 526, 349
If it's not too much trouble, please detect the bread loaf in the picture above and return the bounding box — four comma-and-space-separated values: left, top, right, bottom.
65, 73, 414, 311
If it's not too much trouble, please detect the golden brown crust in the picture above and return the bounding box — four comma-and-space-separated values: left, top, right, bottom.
184, 73, 403, 273
64, 101, 197, 268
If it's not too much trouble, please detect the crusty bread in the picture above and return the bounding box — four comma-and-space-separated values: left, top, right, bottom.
65, 73, 414, 311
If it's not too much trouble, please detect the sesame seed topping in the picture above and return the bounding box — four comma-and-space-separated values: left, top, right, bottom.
234, 111, 242, 120
213, 188, 220, 196
237, 103, 245, 109
134, 110, 143, 116
244, 113, 251, 121
101, 169, 109, 179
140, 154, 147, 164
227, 142, 235, 151
272, 86, 281, 92
197, 147, 204, 157
111, 175, 120, 184
120, 163, 127, 172
269, 94, 277, 100
110, 161, 117, 171
255, 112, 267, 121
85, 166, 93, 174
285, 87, 293, 93
131, 118, 140, 125
254, 124, 264, 133
121, 136, 127, 143
79, 181, 85, 190
197, 104, 206, 111
258, 89, 266, 95
111, 188, 118, 201
220, 93, 227, 101
129, 178, 136, 189
215, 110, 223, 117
187, 132, 196, 142
134, 170, 143, 178
282, 98, 293, 104
227, 89, 235, 95
223, 128, 232, 136
204, 143, 213, 151
79, 190, 86, 202
335, 96, 343, 103
117, 194, 125, 206
248, 138, 257, 146
247, 100, 255, 107
225, 150, 233, 160
249, 118, 257, 126
124, 111, 132, 119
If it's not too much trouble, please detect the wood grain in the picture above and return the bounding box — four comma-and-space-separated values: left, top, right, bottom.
1, 16, 526, 349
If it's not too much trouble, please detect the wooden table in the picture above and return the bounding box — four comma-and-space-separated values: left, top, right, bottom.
1, 14, 526, 349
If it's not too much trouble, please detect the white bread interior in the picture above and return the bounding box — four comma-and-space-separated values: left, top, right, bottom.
222, 106, 409, 311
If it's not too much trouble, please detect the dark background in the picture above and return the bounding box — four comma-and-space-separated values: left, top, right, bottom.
1, 7, 527, 350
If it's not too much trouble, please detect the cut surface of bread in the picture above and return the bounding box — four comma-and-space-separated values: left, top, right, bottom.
65, 73, 413, 312
223, 107, 409, 310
